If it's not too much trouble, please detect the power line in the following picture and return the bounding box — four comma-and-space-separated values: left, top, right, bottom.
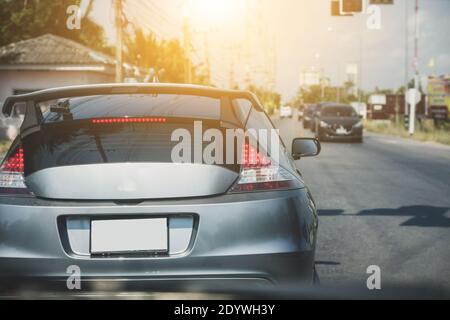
122, 3, 171, 36
137, 2, 179, 36
123, 8, 172, 39
122, 0, 179, 38
141, 1, 178, 30
122, 0, 228, 85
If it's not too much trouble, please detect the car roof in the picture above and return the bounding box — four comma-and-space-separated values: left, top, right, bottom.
2, 83, 257, 116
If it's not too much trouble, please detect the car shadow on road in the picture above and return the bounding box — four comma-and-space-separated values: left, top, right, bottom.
319, 141, 362, 145
317, 209, 345, 216
358, 206, 450, 228
315, 261, 341, 266
317, 142, 367, 149
318, 206, 450, 228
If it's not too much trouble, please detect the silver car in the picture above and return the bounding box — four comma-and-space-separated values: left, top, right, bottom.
0, 84, 320, 293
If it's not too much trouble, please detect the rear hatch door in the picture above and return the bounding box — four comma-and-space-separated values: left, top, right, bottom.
21, 94, 244, 200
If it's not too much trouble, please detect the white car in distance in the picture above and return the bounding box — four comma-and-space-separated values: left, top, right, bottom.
280, 106, 293, 119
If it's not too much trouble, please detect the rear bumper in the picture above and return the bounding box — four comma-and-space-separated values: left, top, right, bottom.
0, 189, 318, 292
0, 252, 313, 293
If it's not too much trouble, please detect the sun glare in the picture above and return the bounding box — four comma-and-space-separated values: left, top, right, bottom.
187, 0, 240, 23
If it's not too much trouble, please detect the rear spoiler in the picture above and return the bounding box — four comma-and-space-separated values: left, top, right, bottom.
1, 83, 260, 133
2, 83, 256, 117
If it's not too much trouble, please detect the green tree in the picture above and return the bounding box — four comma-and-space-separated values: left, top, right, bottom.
124, 27, 209, 84
0, 0, 109, 53
293, 84, 364, 105
299, 85, 322, 104
374, 87, 394, 95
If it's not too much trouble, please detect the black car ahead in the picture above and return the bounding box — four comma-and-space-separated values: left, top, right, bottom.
315, 104, 363, 143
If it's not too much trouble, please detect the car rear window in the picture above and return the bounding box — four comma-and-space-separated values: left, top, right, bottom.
23, 94, 254, 175
39, 94, 221, 123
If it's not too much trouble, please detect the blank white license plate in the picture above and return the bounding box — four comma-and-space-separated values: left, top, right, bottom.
91, 218, 168, 254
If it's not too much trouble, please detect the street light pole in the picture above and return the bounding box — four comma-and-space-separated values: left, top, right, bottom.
325, 27, 343, 103
183, 18, 192, 84
203, 33, 211, 85
358, 14, 364, 104
409, 0, 420, 136
114, 0, 123, 83
404, 0, 409, 117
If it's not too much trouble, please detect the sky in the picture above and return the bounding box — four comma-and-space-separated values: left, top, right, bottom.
91, 0, 450, 100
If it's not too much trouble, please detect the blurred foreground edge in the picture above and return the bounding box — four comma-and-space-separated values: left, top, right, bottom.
1, 280, 449, 300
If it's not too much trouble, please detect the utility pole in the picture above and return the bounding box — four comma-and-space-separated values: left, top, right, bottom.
404, 0, 409, 117
414, 0, 419, 87
203, 33, 211, 85
409, 0, 420, 135
114, 0, 123, 83
183, 18, 192, 84
229, 58, 235, 89
358, 14, 364, 104
244, 0, 253, 88
337, 79, 341, 103
320, 69, 326, 102
268, 35, 277, 91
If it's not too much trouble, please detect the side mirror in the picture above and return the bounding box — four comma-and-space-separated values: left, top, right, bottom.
292, 138, 321, 160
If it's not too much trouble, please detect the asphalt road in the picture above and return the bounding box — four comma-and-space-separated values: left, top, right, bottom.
1, 118, 449, 295
273, 116, 450, 290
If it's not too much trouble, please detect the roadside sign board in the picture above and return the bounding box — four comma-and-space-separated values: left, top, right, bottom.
406, 88, 421, 106
427, 77, 447, 106
428, 77, 450, 119
369, 94, 386, 105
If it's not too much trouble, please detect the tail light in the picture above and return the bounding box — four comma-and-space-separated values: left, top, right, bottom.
0, 144, 31, 195
229, 143, 301, 193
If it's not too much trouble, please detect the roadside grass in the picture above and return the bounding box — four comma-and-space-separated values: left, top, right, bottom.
365, 120, 450, 146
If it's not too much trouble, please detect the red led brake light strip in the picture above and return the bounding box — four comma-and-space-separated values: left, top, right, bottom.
91, 118, 167, 124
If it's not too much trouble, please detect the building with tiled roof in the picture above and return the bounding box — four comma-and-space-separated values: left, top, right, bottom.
0, 33, 116, 104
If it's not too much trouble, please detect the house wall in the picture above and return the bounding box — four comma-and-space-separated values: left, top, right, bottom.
0, 70, 114, 103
